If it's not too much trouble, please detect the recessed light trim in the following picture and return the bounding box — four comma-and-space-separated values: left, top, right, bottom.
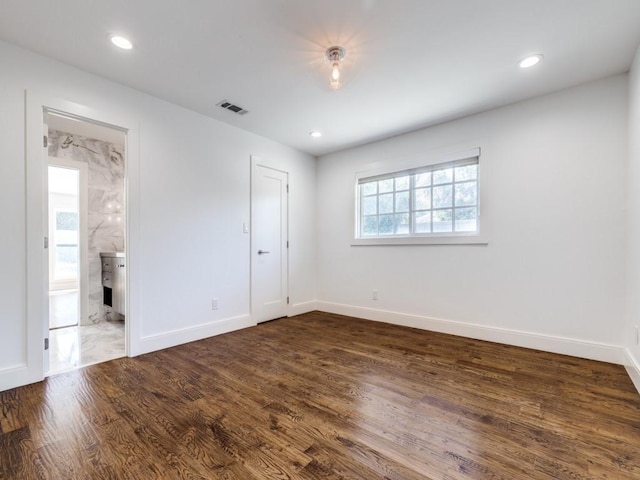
309, 131, 322, 138
110, 35, 133, 50
519, 54, 543, 69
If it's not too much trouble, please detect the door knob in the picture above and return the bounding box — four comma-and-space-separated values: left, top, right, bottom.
258, 250, 270, 255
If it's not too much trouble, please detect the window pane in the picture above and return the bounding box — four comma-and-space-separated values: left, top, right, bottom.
363, 196, 377, 215
433, 185, 452, 208
455, 164, 477, 181
415, 211, 431, 233
394, 213, 409, 234
379, 193, 393, 214
414, 188, 431, 210
379, 215, 394, 235
433, 209, 453, 232
455, 207, 477, 232
56, 212, 78, 230
395, 176, 410, 191
415, 172, 431, 187
55, 245, 78, 278
395, 191, 409, 212
379, 179, 393, 193
361, 181, 377, 196
455, 181, 477, 207
433, 168, 453, 185
362, 216, 378, 236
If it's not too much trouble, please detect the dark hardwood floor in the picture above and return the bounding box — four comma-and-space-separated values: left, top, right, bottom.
1, 311, 639, 479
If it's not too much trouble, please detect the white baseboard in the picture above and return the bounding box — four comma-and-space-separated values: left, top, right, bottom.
289, 301, 318, 317
316, 301, 625, 365
0, 364, 36, 392
137, 314, 255, 355
624, 349, 640, 394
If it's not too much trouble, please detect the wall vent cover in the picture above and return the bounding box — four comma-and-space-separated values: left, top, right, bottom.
217, 100, 249, 115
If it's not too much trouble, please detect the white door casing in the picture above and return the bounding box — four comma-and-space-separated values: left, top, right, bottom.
251, 159, 288, 323
0, 91, 140, 393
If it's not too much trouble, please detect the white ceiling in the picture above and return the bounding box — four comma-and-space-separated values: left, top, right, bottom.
2, 0, 640, 156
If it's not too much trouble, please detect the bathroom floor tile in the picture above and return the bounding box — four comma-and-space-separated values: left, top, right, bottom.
49, 321, 125, 375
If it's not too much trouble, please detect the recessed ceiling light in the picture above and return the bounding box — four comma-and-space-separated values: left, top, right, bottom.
519, 54, 543, 69
309, 131, 322, 138
110, 35, 133, 50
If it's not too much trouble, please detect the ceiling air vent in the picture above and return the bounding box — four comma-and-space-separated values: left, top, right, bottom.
217, 100, 249, 115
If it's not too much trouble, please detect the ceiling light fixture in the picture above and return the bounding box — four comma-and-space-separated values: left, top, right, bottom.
309, 131, 322, 138
326, 46, 346, 90
110, 35, 133, 50
519, 54, 543, 69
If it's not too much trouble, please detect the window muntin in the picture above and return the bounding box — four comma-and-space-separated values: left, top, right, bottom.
357, 157, 479, 238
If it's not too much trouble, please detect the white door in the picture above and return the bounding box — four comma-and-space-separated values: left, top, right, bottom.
251, 161, 288, 323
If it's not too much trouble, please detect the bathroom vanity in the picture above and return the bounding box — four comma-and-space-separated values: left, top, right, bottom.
100, 252, 126, 316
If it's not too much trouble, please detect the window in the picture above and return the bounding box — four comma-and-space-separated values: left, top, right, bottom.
53, 210, 79, 279
354, 149, 485, 245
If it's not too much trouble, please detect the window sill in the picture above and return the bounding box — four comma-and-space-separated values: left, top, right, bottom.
351, 234, 489, 246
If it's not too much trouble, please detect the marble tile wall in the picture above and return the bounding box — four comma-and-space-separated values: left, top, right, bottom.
48, 129, 125, 324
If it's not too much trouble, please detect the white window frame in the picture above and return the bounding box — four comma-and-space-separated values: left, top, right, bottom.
352, 147, 488, 246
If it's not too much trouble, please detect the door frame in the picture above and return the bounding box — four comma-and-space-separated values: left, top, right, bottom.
250, 156, 289, 323
21, 91, 141, 388
48, 157, 89, 326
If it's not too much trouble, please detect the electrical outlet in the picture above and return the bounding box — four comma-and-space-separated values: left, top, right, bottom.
372, 290, 378, 301
212, 298, 219, 310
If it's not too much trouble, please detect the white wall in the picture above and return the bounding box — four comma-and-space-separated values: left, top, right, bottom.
626, 45, 640, 389
0, 40, 316, 388
317, 75, 629, 363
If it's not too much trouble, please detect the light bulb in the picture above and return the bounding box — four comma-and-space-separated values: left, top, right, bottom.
331, 62, 341, 81
330, 62, 342, 89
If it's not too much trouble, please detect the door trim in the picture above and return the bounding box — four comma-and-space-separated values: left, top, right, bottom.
250, 156, 289, 323
48, 157, 89, 327
12, 91, 141, 391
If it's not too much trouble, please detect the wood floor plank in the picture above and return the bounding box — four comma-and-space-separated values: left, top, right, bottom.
1, 311, 639, 479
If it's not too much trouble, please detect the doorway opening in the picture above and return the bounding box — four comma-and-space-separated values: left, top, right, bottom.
45, 113, 127, 375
